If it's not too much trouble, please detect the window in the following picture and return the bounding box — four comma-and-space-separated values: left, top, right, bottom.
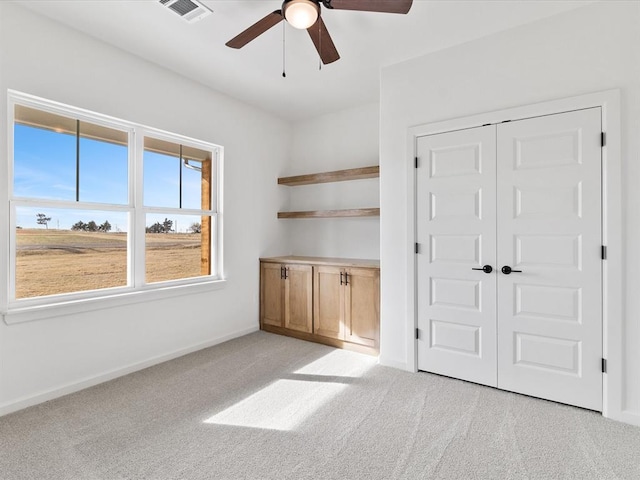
6, 91, 223, 315
142, 136, 216, 284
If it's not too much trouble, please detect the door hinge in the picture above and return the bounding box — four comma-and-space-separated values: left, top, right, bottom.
601, 245, 607, 260
416, 328, 420, 340
601, 132, 606, 147
602, 358, 607, 373
415, 242, 420, 254
415, 157, 419, 168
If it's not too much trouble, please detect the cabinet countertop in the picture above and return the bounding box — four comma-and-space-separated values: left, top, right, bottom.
260, 256, 380, 269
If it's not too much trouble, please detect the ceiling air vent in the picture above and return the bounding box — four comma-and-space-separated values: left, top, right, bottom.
159, 0, 212, 23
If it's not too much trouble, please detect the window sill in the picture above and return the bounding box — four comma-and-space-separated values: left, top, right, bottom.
2, 279, 227, 325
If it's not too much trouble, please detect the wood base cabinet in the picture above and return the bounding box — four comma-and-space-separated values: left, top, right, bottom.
314, 266, 379, 348
260, 262, 313, 334
343, 267, 379, 347
260, 257, 380, 355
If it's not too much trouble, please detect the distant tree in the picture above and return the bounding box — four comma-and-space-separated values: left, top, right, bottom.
162, 218, 173, 234
98, 220, 112, 232
71, 221, 86, 231
189, 222, 201, 234
36, 213, 51, 229
146, 219, 174, 234
146, 222, 164, 234
86, 221, 98, 232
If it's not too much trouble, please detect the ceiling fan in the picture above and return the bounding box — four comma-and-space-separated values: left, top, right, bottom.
226, 0, 414, 65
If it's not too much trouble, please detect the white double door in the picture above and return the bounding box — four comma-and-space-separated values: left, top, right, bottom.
416, 108, 603, 411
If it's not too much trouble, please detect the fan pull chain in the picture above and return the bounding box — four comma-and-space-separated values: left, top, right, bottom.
318, 20, 322, 71
282, 21, 286, 78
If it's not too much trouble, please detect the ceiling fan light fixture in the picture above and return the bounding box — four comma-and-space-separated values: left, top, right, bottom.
283, 0, 320, 29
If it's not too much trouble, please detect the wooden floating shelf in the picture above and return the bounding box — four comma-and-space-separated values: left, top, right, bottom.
278, 208, 380, 219
278, 165, 379, 186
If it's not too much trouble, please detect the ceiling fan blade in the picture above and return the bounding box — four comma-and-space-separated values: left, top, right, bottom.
307, 16, 340, 65
226, 10, 284, 49
324, 0, 413, 14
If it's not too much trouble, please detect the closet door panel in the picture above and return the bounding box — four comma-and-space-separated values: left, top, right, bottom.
416, 125, 498, 387
496, 108, 603, 411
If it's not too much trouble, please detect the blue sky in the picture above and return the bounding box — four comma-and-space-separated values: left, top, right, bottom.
14, 124, 205, 231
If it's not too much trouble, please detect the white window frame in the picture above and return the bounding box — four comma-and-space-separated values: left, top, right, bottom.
2, 90, 225, 324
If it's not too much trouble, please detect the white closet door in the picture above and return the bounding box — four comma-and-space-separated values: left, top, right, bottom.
417, 125, 498, 387
496, 108, 602, 410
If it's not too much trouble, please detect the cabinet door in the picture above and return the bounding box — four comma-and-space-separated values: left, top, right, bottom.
344, 268, 379, 347
261, 262, 284, 327
313, 266, 344, 340
284, 264, 313, 333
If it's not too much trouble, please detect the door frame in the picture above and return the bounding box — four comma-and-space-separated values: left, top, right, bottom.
406, 90, 622, 421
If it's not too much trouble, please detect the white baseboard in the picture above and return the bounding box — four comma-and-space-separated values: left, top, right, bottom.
0, 326, 259, 417
611, 409, 640, 427
378, 356, 412, 372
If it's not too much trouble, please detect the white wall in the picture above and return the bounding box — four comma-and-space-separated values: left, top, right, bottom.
285, 103, 380, 259
0, 3, 291, 414
380, 1, 640, 424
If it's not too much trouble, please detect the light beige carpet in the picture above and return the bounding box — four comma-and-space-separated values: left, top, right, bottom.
1, 331, 639, 479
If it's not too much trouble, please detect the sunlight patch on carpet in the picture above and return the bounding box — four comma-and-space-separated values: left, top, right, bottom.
204, 378, 346, 431
204, 350, 376, 431
294, 349, 377, 377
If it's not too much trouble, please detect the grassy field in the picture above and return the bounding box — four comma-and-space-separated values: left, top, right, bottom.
16, 229, 206, 299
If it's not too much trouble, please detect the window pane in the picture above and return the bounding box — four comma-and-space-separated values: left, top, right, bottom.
182, 160, 204, 210
145, 213, 212, 284
79, 122, 128, 204
15, 207, 128, 299
182, 145, 211, 210
144, 138, 180, 208
13, 106, 129, 205
144, 137, 211, 209
14, 106, 76, 200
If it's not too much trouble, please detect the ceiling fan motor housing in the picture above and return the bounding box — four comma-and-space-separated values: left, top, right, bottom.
282, 0, 321, 29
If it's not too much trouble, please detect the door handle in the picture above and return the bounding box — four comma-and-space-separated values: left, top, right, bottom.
340, 272, 344, 285
472, 265, 493, 274
344, 272, 349, 285
280, 266, 284, 279
501, 266, 522, 275
283, 267, 288, 279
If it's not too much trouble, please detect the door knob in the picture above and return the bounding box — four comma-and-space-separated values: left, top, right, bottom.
501, 266, 522, 275
472, 265, 493, 274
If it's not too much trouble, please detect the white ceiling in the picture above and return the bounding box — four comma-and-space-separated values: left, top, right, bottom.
18, 0, 595, 121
